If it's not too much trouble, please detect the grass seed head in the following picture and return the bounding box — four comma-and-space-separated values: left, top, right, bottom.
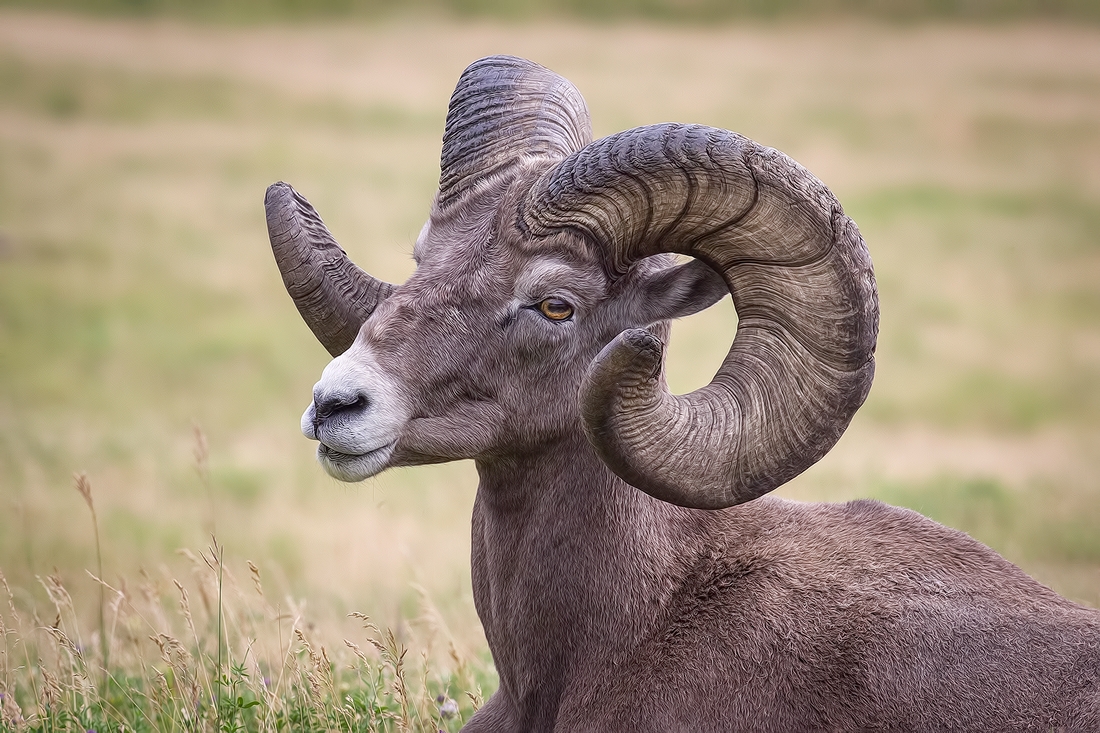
43, 626, 81, 662
39, 668, 61, 713
37, 575, 73, 616
247, 560, 263, 597
343, 639, 373, 665
1, 685, 26, 730
73, 472, 94, 514
0, 570, 18, 626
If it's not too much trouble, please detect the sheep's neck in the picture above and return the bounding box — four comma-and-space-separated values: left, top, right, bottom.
472, 432, 681, 728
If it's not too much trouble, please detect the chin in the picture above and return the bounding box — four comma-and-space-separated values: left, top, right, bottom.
317, 442, 396, 482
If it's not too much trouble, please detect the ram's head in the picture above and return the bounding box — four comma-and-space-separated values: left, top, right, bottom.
267, 55, 877, 509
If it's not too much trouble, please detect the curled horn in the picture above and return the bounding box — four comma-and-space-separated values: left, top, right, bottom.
523, 124, 879, 509
438, 55, 592, 210
265, 182, 395, 356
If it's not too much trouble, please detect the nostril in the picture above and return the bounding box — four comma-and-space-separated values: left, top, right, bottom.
314, 392, 370, 425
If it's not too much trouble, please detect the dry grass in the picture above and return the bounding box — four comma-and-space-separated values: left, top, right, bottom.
0, 9, 1098, 700
0, 557, 489, 731
0, 479, 489, 731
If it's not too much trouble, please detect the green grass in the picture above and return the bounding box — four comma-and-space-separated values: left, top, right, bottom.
861, 474, 1100, 606
850, 185, 1100, 431
869, 475, 1100, 565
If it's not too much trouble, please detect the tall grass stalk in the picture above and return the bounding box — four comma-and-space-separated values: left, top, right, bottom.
73, 472, 107, 686
200, 536, 226, 727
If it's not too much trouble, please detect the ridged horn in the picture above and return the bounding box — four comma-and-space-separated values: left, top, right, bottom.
265, 181, 395, 357
438, 55, 591, 209
523, 123, 878, 509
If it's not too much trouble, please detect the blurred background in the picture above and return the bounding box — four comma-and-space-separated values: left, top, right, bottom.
1, 0, 1098, 661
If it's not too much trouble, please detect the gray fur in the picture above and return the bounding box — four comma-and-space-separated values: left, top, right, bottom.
268, 56, 1100, 731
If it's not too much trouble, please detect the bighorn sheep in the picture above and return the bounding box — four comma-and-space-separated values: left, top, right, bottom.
266, 55, 1100, 731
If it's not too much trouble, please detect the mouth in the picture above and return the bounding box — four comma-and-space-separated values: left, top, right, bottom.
316, 441, 397, 482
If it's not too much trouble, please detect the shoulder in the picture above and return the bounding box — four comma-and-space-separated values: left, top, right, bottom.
719, 495, 1041, 596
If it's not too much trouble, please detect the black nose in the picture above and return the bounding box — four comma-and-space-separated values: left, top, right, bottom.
313, 391, 369, 430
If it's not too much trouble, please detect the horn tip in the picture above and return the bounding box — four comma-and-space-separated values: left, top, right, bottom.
589, 328, 664, 392
265, 181, 293, 206
619, 328, 663, 363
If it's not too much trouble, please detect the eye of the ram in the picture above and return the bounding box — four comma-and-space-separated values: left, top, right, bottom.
537, 297, 574, 322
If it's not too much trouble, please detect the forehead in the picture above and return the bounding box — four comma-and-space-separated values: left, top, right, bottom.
413, 209, 608, 294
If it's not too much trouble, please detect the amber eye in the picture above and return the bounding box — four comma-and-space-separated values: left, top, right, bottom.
537, 298, 574, 322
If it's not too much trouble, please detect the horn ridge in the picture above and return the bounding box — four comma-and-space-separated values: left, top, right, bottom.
525, 123, 878, 509
439, 56, 592, 209
265, 182, 395, 357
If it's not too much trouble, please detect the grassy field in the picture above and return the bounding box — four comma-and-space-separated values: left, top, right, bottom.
0, 8, 1098, 728
4, 0, 1100, 23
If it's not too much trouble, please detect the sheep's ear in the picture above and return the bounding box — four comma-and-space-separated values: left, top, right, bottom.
627, 258, 728, 325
